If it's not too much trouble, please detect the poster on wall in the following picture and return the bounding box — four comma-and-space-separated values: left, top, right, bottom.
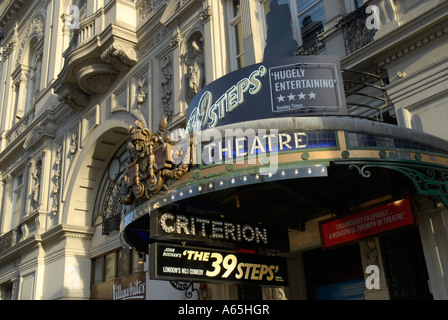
149, 243, 289, 286
319, 197, 416, 249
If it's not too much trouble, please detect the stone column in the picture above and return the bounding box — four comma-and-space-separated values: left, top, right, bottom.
10, 277, 19, 300
240, 0, 264, 64
15, 74, 29, 121
202, 0, 227, 82
359, 238, 390, 299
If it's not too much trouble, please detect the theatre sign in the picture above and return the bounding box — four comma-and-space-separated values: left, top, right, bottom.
150, 208, 290, 251
319, 197, 417, 249
147, 205, 290, 285
150, 243, 289, 286
186, 56, 346, 132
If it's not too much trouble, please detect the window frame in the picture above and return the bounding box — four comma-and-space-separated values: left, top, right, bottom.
227, 0, 246, 71
345, 0, 364, 13
91, 248, 145, 285
260, 0, 363, 48
295, 0, 325, 44
11, 173, 24, 230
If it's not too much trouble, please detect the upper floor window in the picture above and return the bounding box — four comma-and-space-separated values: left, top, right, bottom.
24, 37, 42, 113
345, 0, 364, 12
262, 0, 363, 56
297, 0, 326, 43
228, 0, 245, 70
11, 173, 24, 230
78, 0, 87, 20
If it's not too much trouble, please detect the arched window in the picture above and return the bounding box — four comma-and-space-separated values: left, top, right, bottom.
11, 14, 44, 126
23, 37, 42, 113
93, 142, 129, 235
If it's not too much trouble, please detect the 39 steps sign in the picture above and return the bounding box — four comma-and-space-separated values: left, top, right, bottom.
150, 243, 288, 286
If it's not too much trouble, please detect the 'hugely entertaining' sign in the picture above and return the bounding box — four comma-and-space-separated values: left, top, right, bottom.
319, 197, 416, 249
269, 62, 341, 114
150, 243, 289, 286
186, 56, 346, 132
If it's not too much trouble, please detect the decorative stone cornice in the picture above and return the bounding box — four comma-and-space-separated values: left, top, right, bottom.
40, 224, 96, 244
138, 0, 167, 25
57, 84, 91, 111
0, 0, 27, 31
376, 24, 448, 68
55, 21, 138, 110
23, 126, 56, 151
199, 5, 212, 23
100, 43, 138, 72
77, 61, 120, 95
160, 0, 199, 29
342, 1, 448, 71
169, 28, 182, 47
15, 12, 45, 68
1, 38, 16, 58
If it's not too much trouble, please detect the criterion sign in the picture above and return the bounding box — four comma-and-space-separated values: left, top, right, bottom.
150, 243, 289, 286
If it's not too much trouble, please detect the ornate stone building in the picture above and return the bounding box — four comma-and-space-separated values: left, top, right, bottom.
0, 0, 447, 301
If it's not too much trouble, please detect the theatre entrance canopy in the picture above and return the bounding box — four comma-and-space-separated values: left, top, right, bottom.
119, 56, 448, 257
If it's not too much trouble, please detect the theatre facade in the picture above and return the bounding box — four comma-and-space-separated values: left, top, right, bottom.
1, 0, 448, 300
121, 55, 448, 300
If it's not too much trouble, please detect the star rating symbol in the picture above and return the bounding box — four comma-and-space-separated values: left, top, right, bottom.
277, 91, 317, 103
277, 94, 285, 102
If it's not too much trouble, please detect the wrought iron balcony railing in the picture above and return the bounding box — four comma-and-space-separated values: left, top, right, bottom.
0, 225, 23, 254
296, 34, 325, 56
340, 4, 378, 55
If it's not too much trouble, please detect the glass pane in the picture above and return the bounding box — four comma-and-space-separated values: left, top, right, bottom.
108, 158, 120, 181
17, 174, 23, 187
233, 0, 241, 17
298, 0, 326, 27
132, 249, 144, 273
93, 258, 103, 284
14, 189, 22, 210
296, 0, 319, 14
104, 253, 116, 281
13, 189, 22, 227
117, 249, 130, 277
234, 21, 244, 56
298, 0, 325, 43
